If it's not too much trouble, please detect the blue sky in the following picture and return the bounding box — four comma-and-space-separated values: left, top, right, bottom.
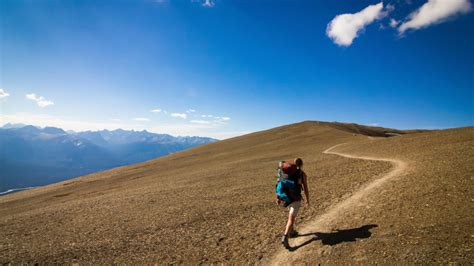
1, 0, 473, 139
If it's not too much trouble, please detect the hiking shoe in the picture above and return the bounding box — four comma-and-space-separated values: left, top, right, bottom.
289, 229, 299, 238
281, 235, 290, 249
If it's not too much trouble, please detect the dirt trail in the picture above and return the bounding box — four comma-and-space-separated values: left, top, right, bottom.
269, 143, 408, 264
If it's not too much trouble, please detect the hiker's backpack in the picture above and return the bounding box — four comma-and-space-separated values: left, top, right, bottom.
277, 161, 298, 180
275, 161, 300, 206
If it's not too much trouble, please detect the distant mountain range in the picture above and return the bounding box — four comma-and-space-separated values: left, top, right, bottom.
0, 124, 217, 192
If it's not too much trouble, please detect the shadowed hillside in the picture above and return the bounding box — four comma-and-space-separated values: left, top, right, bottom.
0, 121, 472, 264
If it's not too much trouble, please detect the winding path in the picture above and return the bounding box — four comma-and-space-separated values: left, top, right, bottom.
269, 143, 408, 264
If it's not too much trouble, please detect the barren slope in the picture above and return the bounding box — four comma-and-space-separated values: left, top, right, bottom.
269, 126, 473, 264
0, 122, 472, 264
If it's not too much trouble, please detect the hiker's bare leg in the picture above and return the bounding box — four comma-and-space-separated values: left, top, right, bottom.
284, 201, 301, 235
284, 212, 296, 235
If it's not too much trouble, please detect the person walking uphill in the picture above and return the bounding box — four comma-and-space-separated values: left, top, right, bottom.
278, 158, 310, 249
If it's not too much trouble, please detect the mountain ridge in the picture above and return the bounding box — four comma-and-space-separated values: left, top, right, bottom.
0, 125, 217, 192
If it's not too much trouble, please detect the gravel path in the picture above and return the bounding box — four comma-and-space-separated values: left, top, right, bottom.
269, 143, 408, 264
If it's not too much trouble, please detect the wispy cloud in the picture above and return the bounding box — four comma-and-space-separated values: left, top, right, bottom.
190, 120, 211, 124
192, 115, 231, 126
398, 0, 472, 33
390, 18, 399, 28
186, 109, 196, 113
196, 114, 230, 122
202, 0, 215, 8
25, 93, 54, 108
170, 113, 188, 119
326, 2, 390, 47
212, 116, 230, 125
191, 0, 215, 8
150, 109, 163, 113
0, 89, 10, 99
134, 117, 150, 122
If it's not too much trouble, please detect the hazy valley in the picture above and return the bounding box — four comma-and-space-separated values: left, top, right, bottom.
0, 124, 216, 192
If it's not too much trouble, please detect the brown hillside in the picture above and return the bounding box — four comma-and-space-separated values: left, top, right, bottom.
0, 122, 472, 264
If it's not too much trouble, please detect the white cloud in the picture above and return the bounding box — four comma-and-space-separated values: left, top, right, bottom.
150, 109, 162, 113
194, 115, 230, 125
0, 89, 10, 99
390, 18, 400, 28
398, 0, 472, 33
25, 93, 54, 108
171, 113, 188, 119
209, 116, 230, 125
186, 109, 196, 113
326, 2, 389, 46
134, 117, 150, 122
190, 114, 230, 128
386, 4, 395, 13
202, 0, 215, 7
190, 120, 211, 124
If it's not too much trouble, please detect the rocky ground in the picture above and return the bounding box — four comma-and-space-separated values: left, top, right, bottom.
0, 122, 472, 264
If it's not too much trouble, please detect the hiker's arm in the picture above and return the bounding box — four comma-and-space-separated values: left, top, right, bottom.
302, 172, 310, 205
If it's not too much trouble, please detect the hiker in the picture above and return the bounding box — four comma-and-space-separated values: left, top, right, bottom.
281, 158, 310, 249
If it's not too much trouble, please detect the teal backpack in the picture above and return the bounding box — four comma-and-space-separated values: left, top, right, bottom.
275, 161, 299, 206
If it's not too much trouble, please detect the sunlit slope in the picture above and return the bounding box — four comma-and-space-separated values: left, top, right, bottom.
0, 122, 471, 264
292, 126, 473, 264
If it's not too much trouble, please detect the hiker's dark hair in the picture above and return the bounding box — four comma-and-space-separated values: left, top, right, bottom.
294, 158, 303, 167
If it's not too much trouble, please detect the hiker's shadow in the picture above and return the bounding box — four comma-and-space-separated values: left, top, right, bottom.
289, 224, 378, 252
